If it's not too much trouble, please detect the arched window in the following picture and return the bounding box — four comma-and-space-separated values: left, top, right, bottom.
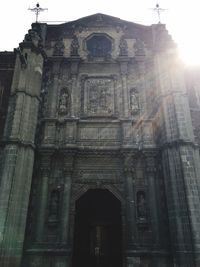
86, 34, 112, 58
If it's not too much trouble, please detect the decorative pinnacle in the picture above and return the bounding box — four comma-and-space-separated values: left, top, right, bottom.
28, 2, 48, 23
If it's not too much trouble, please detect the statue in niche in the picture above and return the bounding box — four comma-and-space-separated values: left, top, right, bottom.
134, 39, 145, 56
53, 38, 65, 56
137, 191, 147, 220
70, 36, 79, 56
58, 88, 70, 115
119, 38, 128, 56
130, 89, 139, 114
48, 189, 60, 221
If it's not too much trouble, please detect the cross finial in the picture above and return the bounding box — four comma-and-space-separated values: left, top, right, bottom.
28, 3, 48, 23
153, 3, 166, 23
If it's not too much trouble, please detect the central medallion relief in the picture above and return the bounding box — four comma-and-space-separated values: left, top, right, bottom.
83, 77, 115, 116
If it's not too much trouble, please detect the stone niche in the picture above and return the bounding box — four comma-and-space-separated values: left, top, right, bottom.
82, 76, 115, 117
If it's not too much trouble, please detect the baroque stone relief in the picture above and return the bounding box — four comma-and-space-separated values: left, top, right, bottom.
83, 77, 115, 116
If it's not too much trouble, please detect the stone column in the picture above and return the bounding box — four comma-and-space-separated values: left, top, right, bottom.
118, 59, 129, 118
123, 156, 136, 247
59, 156, 74, 267
125, 168, 136, 246
35, 155, 50, 242
145, 155, 160, 247
70, 58, 80, 117
60, 168, 72, 244
136, 60, 147, 116
48, 60, 61, 118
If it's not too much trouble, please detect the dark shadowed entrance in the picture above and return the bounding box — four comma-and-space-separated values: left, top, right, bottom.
72, 189, 122, 267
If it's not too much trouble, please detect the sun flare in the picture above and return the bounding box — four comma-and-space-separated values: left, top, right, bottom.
178, 42, 200, 66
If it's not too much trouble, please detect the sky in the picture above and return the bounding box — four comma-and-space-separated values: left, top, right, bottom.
1, 0, 200, 66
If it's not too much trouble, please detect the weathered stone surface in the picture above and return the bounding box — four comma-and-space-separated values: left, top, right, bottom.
0, 13, 200, 267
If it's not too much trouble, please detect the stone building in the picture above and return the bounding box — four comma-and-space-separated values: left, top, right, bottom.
0, 13, 200, 267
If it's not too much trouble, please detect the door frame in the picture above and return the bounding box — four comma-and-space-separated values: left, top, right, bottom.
69, 184, 126, 267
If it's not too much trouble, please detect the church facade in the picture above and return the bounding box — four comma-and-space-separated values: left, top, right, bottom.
0, 13, 200, 267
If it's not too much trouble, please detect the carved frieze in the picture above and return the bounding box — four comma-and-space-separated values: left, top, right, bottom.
78, 125, 120, 142
75, 169, 122, 183
82, 77, 115, 116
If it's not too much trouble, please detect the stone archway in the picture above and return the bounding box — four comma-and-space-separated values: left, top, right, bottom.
72, 188, 123, 267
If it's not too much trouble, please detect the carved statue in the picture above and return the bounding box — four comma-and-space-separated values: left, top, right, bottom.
119, 38, 128, 56
137, 192, 147, 219
59, 88, 70, 115
130, 89, 139, 114
70, 36, 79, 56
134, 39, 145, 56
53, 38, 65, 56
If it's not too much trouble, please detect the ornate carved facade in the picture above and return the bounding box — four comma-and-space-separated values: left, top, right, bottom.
0, 13, 200, 267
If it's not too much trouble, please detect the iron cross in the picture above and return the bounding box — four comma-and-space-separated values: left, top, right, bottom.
28, 3, 48, 22
153, 3, 166, 23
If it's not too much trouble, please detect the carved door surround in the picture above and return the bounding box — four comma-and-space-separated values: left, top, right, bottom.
70, 184, 125, 267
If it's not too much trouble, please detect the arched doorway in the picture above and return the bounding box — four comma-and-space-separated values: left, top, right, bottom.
72, 189, 123, 267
